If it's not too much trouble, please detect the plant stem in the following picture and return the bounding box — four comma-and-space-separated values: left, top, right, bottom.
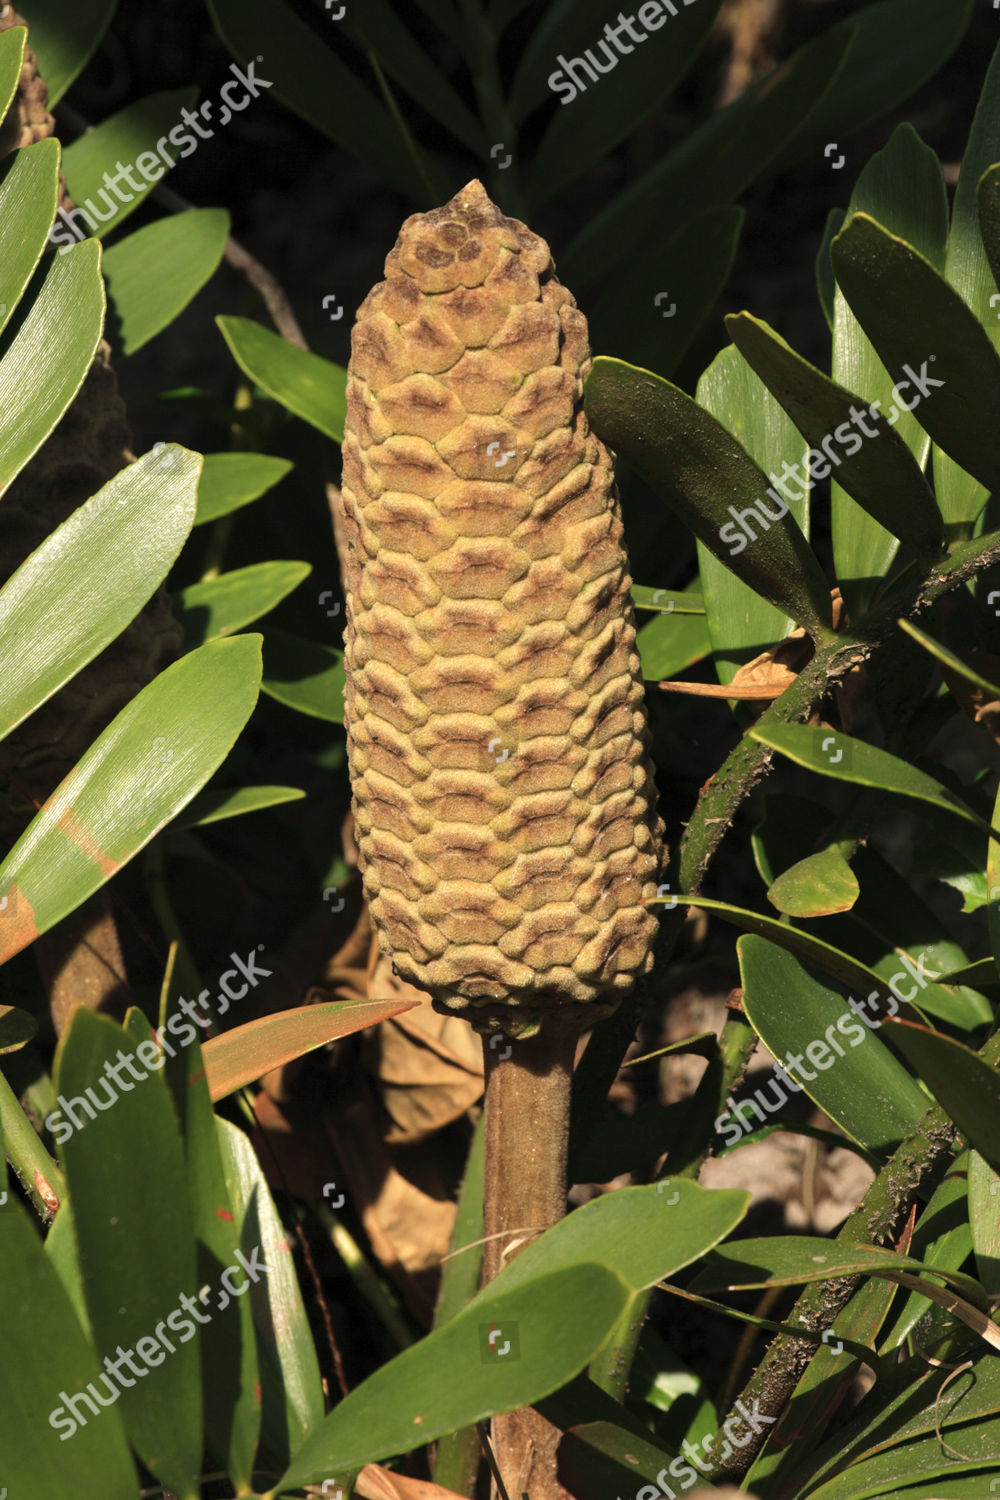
481, 1020, 578, 1500
678, 524, 1000, 894
705, 1098, 964, 1483
0, 1063, 63, 1221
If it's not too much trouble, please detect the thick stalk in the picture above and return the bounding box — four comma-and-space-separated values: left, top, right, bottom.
482, 1020, 578, 1500
0, 1063, 63, 1221
705, 1096, 961, 1483
678, 525, 1000, 893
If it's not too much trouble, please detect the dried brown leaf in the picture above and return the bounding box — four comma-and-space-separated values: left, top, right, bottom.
355, 1463, 470, 1500
325, 1069, 462, 1320
363, 947, 483, 1144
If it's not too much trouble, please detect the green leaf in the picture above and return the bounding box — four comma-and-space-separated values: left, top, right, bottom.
206, 0, 442, 201
881, 1020, 1000, 1177
736, 935, 929, 1155
0, 445, 200, 741
751, 808, 992, 1027
0, 137, 61, 332
202, 998, 418, 1101
799, 1348, 1000, 1497
725, 309, 942, 557
216, 1118, 325, 1465
968, 1149, 1000, 1297
878, 1154, 976, 1352
816, 208, 845, 331
750, 723, 987, 831
768, 0, 974, 175
174, 783, 305, 829
630, 586, 704, 614
434, 1114, 485, 1328
989, 776, 1000, 977
492, 1181, 749, 1299
0, 636, 262, 966
589, 204, 744, 380
102, 210, 230, 356
584, 358, 834, 637
0, 1198, 141, 1500
560, 25, 856, 292
802, 1424, 1000, 1500
23, 0, 117, 105
60, 92, 199, 239
194, 452, 293, 525
692, 1236, 986, 1304
695, 343, 801, 682
146, 1010, 259, 1489
978, 162, 1000, 308
515, 0, 723, 151
261, 626, 345, 722
175, 560, 311, 645
0, 1004, 35, 1053
0, 239, 105, 494
342, 0, 484, 150
688, 894, 980, 1031
938, 42, 1000, 531
524, 0, 723, 205
744, 1271, 899, 1493
829, 124, 948, 614
0, 23, 25, 125
430, 1114, 486, 1491
767, 847, 860, 918
555, 1418, 684, 1499
832, 212, 1000, 496
899, 619, 1000, 709
277, 1263, 633, 1488
634, 606, 712, 683
217, 315, 346, 440
55, 1009, 201, 1500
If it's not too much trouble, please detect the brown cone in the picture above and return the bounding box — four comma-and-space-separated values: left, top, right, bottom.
342, 180, 663, 1034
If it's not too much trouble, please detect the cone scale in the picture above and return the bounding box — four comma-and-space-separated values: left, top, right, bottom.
341, 180, 662, 1496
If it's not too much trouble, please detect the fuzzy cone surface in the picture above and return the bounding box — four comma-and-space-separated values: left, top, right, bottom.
341, 180, 662, 1033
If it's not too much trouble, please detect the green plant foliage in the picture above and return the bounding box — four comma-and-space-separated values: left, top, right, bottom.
102, 210, 231, 355
60, 91, 200, 238
56, 1009, 203, 1499
0, 636, 263, 963
193, 452, 293, 525
737, 936, 929, 1155
0, 1198, 141, 1500
277, 1264, 633, 1489
0, 445, 200, 739
1, 240, 105, 490
260, 625, 345, 722
6, 6, 1000, 1498
175, 559, 312, 646
584, 357, 835, 636
217, 315, 347, 440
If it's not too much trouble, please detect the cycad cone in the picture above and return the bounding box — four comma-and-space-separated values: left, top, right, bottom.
342, 180, 662, 1035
